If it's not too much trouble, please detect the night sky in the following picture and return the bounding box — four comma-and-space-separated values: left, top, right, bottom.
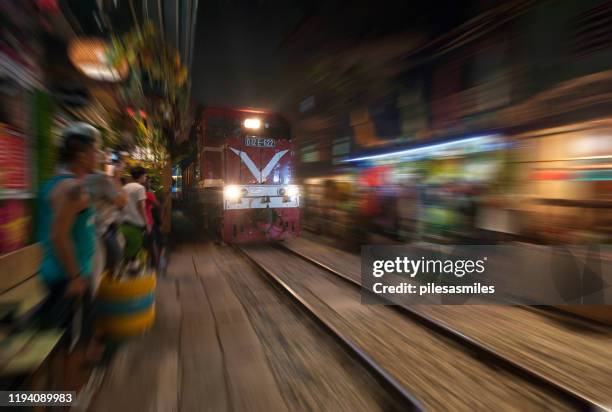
191, 0, 308, 110
191, 0, 477, 110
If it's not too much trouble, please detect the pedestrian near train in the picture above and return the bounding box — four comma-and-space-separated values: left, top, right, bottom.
36, 122, 102, 362
121, 166, 150, 262
144, 178, 160, 269
85, 156, 127, 283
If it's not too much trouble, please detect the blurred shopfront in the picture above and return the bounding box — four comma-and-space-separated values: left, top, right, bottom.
510, 120, 612, 244
0, 3, 45, 254
287, 0, 612, 247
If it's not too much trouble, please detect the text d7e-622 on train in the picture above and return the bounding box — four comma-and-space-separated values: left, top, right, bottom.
194, 107, 301, 243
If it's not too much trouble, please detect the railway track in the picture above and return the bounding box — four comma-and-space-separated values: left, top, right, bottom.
234, 245, 425, 411
239, 243, 605, 411
279, 243, 608, 411
518, 305, 612, 333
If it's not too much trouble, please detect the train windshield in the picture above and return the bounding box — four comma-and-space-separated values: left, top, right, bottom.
205, 117, 241, 145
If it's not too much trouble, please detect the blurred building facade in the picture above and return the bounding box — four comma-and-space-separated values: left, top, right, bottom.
0, 0, 198, 253
281, 0, 612, 245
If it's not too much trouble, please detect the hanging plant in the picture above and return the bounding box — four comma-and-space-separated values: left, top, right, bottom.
108, 22, 191, 161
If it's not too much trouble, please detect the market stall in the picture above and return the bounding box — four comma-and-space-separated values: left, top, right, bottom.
348, 134, 508, 242
0, 4, 45, 254
511, 120, 612, 244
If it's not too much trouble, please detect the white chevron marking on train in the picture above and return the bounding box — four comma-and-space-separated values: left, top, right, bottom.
230, 148, 289, 183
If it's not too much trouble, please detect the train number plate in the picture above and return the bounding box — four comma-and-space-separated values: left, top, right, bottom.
245, 137, 275, 147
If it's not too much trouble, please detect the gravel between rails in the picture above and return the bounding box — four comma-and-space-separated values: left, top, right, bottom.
284, 236, 612, 407
242, 245, 578, 411
415, 305, 612, 406
208, 245, 406, 412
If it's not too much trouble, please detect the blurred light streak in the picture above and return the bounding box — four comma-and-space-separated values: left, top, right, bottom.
342, 134, 502, 163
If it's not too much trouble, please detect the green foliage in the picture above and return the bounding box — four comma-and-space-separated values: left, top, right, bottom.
109, 22, 191, 162
32, 91, 55, 185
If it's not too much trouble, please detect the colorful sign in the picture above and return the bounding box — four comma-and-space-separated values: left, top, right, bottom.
0, 127, 28, 190
0, 200, 30, 254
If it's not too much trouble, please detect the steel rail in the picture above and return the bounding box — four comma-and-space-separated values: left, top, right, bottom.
236, 245, 426, 412
280, 243, 605, 412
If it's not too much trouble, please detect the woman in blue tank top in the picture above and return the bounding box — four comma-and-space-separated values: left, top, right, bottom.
36, 122, 99, 299
35, 122, 103, 367
38, 173, 96, 287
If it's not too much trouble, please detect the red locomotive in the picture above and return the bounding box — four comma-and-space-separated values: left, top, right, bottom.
194, 107, 300, 243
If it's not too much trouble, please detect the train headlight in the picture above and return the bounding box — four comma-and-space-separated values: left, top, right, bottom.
224, 185, 242, 201
244, 118, 261, 129
287, 185, 299, 197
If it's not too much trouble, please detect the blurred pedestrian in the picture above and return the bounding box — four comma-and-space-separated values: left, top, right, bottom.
84, 156, 127, 283
36, 122, 102, 361
121, 166, 149, 264
144, 179, 160, 269
397, 183, 418, 242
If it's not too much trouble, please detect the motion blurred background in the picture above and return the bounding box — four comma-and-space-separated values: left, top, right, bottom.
1, 0, 612, 409
1, 0, 611, 253
193, 0, 612, 249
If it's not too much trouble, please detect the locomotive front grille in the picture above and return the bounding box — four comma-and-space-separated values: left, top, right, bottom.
223, 185, 300, 210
